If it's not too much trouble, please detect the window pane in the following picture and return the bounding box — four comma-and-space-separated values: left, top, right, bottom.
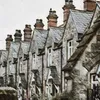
93, 75, 95, 81
68, 40, 72, 59
32, 54, 36, 69
49, 49, 51, 53
69, 41, 71, 46
48, 48, 52, 66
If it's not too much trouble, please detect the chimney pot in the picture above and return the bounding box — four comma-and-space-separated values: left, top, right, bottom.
84, 0, 96, 11
62, 0, 75, 24
47, 8, 58, 27
34, 19, 44, 30
5, 34, 13, 51
14, 29, 22, 42
24, 24, 32, 42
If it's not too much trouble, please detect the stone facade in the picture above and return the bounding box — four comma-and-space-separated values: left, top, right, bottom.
62, 2, 100, 100
0, 0, 98, 100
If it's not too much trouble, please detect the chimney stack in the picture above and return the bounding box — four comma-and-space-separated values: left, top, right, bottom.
62, 0, 75, 23
47, 8, 58, 28
14, 30, 22, 42
23, 24, 32, 42
5, 35, 13, 51
84, 0, 96, 11
34, 19, 44, 30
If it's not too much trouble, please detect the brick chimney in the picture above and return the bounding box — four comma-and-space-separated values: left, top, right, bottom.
47, 8, 58, 28
84, 0, 96, 11
34, 19, 44, 30
14, 30, 22, 42
5, 35, 13, 51
62, 0, 75, 23
23, 24, 32, 42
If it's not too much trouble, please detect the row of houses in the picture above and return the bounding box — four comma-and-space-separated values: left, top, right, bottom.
0, 0, 100, 100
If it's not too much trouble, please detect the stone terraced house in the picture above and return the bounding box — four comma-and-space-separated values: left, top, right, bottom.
62, 1, 100, 100
0, 50, 8, 86
0, 0, 99, 100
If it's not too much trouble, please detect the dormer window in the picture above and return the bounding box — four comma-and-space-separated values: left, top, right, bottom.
67, 40, 73, 59
48, 48, 52, 67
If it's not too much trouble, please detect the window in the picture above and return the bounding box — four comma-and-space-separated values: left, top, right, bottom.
9, 61, 12, 74
32, 54, 36, 69
90, 73, 98, 89
20, 62, 23, 73
67, 40, 73, 59
19, 58, 23, 73
93, 75, 95, 81
64, 78, 72, 93
48, 48, 52, 67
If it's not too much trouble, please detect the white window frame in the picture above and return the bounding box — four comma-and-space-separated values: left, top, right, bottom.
64, 78, 72, 93
67, 40, 73, 59
47, 48, 52, 67
20, 60, 23, 73
9, 61, 12, 75
90, 73, 98, 89
32, 54, 36, 69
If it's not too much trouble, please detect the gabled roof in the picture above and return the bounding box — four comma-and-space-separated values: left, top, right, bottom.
0, 50, 8, 64
31, 29, 48, 54
46, 27, 64, 47
9, 42, 20, 58
70, 9, 93, 34
62, 9, 100, 71
20, 41, 30, 54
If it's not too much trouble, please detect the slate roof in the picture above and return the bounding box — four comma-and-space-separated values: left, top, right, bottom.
70, 9, 93, 34
20, 41, 30, 54
9, 42, 20, 58
46, 27, 64, 47
0, 50, 8, 64
96, 1, 100, 7
31, 29, 48, 54
62, 8, 100, 71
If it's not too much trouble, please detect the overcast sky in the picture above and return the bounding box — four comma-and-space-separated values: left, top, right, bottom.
0, 0, 84, 49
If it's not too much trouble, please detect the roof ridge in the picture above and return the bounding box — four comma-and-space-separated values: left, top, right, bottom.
70, 9, 93, 13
